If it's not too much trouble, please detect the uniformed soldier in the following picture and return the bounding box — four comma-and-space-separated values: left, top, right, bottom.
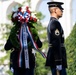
4, 22, 42, 75
45, 1, 67, 75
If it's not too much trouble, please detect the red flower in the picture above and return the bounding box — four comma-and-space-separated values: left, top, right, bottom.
26, 6, 29, 10
24, 18, 29, 23
27, 10, 31, 14
29, 16, 33, 21
26, 6, 31, 14
33, 18, 37, 22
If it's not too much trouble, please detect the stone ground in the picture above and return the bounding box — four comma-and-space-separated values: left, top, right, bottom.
47, 71, 52, 75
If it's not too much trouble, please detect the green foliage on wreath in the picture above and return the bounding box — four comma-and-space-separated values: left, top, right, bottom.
9, 22, 39, 49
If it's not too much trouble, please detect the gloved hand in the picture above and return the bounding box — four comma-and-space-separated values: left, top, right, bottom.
56, 65, 62, 71
10, 67, 14, 73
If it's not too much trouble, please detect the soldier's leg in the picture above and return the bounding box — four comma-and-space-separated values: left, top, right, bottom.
61, 68, 67, 75
56, 68, 67, 75
13, 68, 24, 75
51, 68, 56, 75
24, 68, 34, 75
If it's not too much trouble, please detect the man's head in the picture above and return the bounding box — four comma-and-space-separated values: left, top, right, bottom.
47, 1, 64, 19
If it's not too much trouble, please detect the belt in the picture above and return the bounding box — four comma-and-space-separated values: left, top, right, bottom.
48, 43, 65, 47
48, 44, 52, 47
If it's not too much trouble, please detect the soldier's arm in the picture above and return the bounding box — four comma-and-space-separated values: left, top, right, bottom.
36, 37, 42, 48
4, 37, 13, 51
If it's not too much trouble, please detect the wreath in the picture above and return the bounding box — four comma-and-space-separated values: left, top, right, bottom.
10, 6, 39, 49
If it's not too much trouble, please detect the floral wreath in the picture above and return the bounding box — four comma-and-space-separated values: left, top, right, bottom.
10, 6, 39, 49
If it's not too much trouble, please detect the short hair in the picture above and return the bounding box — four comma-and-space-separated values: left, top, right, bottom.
48, 7, 57, 13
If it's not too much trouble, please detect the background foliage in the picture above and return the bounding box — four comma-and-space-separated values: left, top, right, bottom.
65, 23, 76, 75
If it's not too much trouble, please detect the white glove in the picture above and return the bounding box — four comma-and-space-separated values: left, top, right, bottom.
56, 65, 62, 71
10, 67, 14, 73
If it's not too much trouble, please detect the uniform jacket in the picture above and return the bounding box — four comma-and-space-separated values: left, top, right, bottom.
45, 17, 67, 68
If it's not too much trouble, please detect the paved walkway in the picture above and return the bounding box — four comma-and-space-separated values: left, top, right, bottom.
47, 71, 52, 75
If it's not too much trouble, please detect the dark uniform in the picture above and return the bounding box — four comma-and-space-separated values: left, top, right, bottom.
4, 24, 42, 75
45, 17, 67, 68
45, 2, 67, 75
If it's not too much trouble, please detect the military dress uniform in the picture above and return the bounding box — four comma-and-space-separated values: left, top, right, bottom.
45, 17, 67, 75
4, 24, 42, 75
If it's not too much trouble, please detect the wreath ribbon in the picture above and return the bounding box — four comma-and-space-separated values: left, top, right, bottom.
26, 24, 46, 58
19, 23, 29, 68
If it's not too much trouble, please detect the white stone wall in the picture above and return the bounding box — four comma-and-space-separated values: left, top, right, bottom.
31, 0, 39, 11
0, 0, 27, 24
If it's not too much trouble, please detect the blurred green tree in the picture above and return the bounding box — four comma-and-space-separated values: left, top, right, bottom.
65, 23, 76, 75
